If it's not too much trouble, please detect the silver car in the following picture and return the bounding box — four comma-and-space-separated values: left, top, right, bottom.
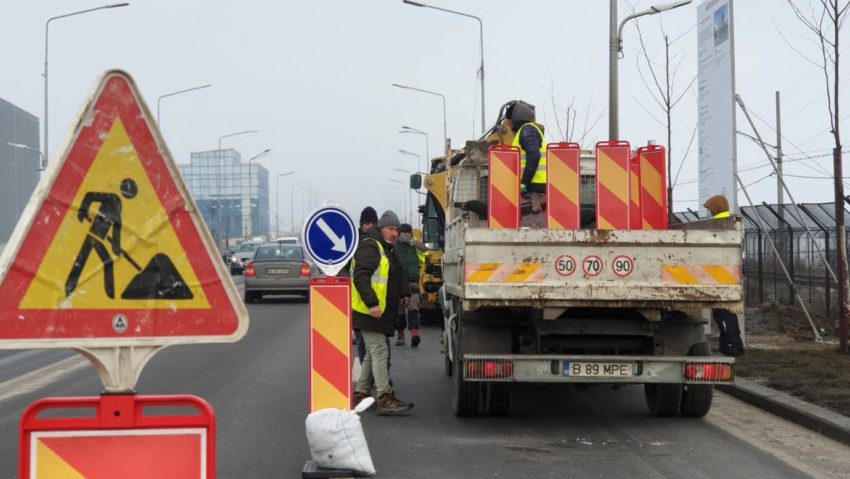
243, 244, 315, 303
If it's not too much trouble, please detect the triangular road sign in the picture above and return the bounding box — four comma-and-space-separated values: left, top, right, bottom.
0, 70, 248, 348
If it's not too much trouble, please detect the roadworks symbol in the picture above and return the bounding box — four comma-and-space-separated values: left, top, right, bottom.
18, 117, 210, 310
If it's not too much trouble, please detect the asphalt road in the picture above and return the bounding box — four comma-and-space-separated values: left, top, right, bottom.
0, 279, 846, 477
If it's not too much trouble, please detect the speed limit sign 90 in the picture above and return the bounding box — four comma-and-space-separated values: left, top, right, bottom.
612, 255, 634, 277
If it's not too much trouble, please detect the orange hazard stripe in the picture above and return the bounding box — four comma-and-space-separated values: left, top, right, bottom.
662, 265, 741, 284
465, 263, 543, 282
491, 152, 519, 208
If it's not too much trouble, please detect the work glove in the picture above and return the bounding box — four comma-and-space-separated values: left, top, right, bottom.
520, 183, 528, 194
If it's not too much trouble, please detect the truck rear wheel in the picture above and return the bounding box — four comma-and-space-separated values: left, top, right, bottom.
484, 383, 510, 416
644, 383, 682, 417
680, 342, 714, 417
451, 323, 482, 417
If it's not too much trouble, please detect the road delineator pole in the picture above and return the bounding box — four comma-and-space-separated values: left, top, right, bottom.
308, 276, 352, 412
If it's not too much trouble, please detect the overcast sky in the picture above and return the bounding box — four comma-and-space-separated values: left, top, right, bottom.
1, 0, 845, 229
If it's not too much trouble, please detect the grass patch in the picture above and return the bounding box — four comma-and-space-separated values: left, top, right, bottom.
734, 347, 850, 417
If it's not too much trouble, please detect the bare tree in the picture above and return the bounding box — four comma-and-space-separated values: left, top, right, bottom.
542, 81, 606, 150
629, 15, 697, 219
786, 0, 850, 353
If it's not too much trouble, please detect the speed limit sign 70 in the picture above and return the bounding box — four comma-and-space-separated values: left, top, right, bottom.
612, 255, 634, 277
582, 255, 604, 276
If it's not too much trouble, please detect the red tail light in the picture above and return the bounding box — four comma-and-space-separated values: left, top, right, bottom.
300, 262, 311, 276
245, 262, 256, 277
684, 362, 733, 382
466, 359, 513, 379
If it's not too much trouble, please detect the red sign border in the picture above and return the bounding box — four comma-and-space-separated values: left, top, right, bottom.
0, 70, 248, 346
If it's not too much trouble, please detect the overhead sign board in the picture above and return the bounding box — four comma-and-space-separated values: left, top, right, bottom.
0, 70, 248, 348
697, 0, 737, 215
302, 206, 358, 276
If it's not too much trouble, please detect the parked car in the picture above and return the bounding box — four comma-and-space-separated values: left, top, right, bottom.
230, 242, 262, 274
275, 236, 300, 245
243, 244, 316, 303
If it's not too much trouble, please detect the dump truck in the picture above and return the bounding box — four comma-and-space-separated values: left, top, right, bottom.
413, 157, 448, 320
436, 107, 741, 418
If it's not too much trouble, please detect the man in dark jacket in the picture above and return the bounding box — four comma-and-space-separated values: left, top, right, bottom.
352, 210, 413, 415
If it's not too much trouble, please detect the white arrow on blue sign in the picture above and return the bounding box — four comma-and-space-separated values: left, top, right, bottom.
302, 206, 359, 276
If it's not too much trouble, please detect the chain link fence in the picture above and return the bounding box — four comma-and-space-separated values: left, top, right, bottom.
674, 201, 850, 322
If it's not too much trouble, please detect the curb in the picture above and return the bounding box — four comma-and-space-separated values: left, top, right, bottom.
718, 378, 850, 447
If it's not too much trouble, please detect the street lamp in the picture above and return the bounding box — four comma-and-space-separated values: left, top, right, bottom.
390, 179, 411, 225
393, 168, 419, 229
609, 0, 692, 140
400, 125, 429, 172
157, 83, 212, 127
392, 83, 448, 156
291, 181, 309, 233
245, 149, 271, 238
275, 171, 295, 236
44, 3, 130, 166
7, 142, 46, 171
217, 129, 258, 246
382, 186, 404, 219
302, 187, 319, 224
402, 0, 485, 134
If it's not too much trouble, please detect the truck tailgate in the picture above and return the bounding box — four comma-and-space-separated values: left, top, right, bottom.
444, 221, 743, 312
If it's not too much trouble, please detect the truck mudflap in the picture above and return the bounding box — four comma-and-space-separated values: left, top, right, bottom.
463, 354, 734, 385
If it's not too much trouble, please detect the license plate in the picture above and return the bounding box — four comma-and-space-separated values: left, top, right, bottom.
563, 362, 633, 377
267, 268, 290, 275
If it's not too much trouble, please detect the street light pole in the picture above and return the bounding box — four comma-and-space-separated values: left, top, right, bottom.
7, 143, 46, 171
44, 3, 130, 167
390, 179, 409, 224
401, 126, 429, 171
302, 187, 318, 224
217, 130, 258, 247
291, 181, 309, 232
246, 149, 271, 238
402, 0, 485, 134
608, 0, 692, 140
275, 171, 295, 237
157, 83, 212, 127
392, 83, 448, 156
393, 168, 417, 229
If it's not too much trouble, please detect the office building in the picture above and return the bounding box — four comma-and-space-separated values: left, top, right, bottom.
0, 98, 40, 244
178, 149, 270, 246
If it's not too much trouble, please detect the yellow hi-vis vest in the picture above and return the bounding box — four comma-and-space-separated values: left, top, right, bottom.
511, 123, 547, 185
713, 211, 731, 219
351, 238, 390, 315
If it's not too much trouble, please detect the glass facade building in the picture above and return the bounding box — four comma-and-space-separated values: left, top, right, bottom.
179, 149, 269, 244
0, 98, 40, 244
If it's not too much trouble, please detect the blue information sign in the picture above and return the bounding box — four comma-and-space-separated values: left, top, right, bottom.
302, 206, 358, 276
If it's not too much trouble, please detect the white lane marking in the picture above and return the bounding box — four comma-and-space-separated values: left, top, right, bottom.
0, 355, 90, 402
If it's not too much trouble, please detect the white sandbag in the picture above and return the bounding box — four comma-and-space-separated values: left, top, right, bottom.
305, 397, 376, 475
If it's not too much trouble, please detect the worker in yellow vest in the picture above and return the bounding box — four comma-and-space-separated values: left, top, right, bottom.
704, 194, 744, 356
506, 101, 546, 226
351, 210, 414, 415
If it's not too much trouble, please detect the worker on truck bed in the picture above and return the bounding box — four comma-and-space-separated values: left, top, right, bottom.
704, 194, 745, 356
505, 100, 547, 227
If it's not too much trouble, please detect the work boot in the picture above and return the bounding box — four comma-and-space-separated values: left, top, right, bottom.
411, 329, 421, 348
376, 389, 413, 416
352, 390, 376, 411
395, 331, 405, 346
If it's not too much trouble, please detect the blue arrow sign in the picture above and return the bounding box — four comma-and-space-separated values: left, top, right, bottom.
302, 206, 358, 275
